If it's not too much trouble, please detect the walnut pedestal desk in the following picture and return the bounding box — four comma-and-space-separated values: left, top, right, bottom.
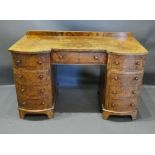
8, 31, 148, 120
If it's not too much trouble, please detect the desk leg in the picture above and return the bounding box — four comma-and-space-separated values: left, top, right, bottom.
102, 111, 110, 119
46, 110, 55, 119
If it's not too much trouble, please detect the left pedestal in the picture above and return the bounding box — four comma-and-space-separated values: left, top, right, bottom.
12, 52, 54, 119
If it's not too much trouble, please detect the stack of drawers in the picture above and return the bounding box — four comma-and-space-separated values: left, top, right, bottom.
12, 53, 53, 119
103, 54, 146, 120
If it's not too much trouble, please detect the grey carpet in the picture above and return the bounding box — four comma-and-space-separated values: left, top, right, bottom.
0, 85, 155, 134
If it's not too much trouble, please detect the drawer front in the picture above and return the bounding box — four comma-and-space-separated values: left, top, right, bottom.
53, 52, 79, 64
109, 54, 146, 71
18, 97, 52, 110
79, 52, 107, 64
14, 69, 51, 85
28, 85, 51, 98
52, 52, 107, 64
16, 84, 51, 98
110, 86, 140, 99
110, 72, 143, 87
12, 53, 50, 69
107, 98, 138, 112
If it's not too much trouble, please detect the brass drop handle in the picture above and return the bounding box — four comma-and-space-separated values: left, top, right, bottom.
21, 88, 25, 93
132, 90, 136, 94
114, 61, 119, 65
114, 76, 119, 80
94, 56, 98, 60
37, 60, 42, 65
39, 75, 43, 79
16, 60, 22, 65
40, 88, 45, 93
134, 77, 139, 80
59, 55, 64, 59
42, 101, 45, 105
22, 101, 26, 105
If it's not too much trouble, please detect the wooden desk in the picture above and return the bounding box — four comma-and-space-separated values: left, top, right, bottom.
8, 31, 148, 120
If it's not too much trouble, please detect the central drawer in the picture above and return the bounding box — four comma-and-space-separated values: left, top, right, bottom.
52, 52, 107, 64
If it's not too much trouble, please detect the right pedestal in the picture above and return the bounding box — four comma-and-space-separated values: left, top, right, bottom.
103, 53, 147, 120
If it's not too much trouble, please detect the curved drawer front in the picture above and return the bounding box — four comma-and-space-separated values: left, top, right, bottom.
14, 69, 51, 85
13, 53, 50, 69
110, 86, 140, 99
16, 84, 51, 98
109, 54, 146, 71
52, 52, 107, 64
18, 97, 52, 110
107, 98, 138, 112
110, 72, 143, 87
28, 85, 51, 98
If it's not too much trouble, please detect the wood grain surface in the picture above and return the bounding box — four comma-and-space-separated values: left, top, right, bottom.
8, 31, 148, 54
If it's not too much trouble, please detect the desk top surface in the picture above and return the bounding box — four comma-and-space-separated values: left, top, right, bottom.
8, 31, 148, 55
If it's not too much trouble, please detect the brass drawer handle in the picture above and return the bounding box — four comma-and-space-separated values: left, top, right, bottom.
37, 60, 42, 65
22, 101, 26, 105
42, 101, 45, 105
18, 75, 23, 79
111, 103, 115, 107
21, 88, 25, 93
94, 56, 98, 60
114, 61, 119, 65
40, 88, 45, 93
16, 60, 22, 65
38, 75, 43, 79
134, 77, 139, 80
114, 76, 119, 80
135, 61, 140, 65
59, 55, 64, 59
112, 91, 117, 94
130, 103, 134, 107
132, 90, 136, 94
